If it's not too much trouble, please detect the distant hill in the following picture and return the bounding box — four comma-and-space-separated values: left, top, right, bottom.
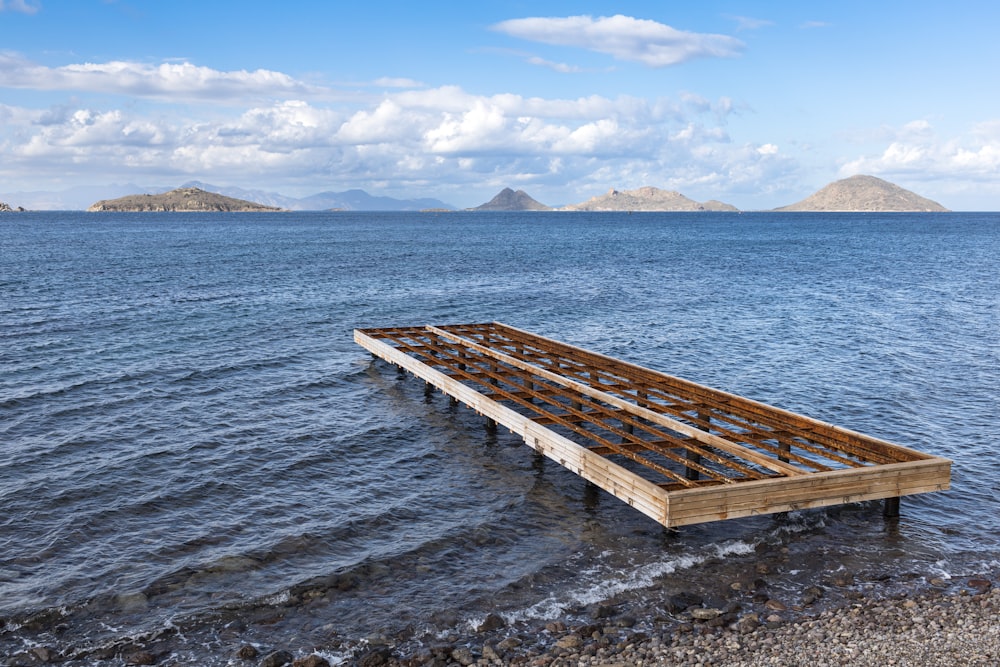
87, 187, 283, 212
295, 189, 454, 211
774, 175, 948, 212
4, 182, 457, 211
562, 186, 739, 212
472, 187, 551, 211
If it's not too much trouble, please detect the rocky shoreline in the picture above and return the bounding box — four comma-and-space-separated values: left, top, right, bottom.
6, 570, 996, 666
270, 575, 998, 667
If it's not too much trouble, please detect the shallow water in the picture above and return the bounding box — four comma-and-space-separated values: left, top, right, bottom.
1, 211, 997, 663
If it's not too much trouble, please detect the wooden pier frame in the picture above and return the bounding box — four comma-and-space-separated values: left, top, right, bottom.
355, 322, 951, 528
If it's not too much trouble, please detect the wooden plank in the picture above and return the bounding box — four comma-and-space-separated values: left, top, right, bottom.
427, 325, 806, 477
355, 329, 671, 526
356, 323, 951, 530
664, 460, 951, 527
485, 322, 930, 464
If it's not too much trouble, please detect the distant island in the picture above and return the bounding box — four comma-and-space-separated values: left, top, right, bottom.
0, 201, 25, 212
560, 186, 738, 212
471, 187, 552, 211
469, 176, 948, 213
87, 187, 283, 212
773, 175, 948, 212
69, 174, 951, 213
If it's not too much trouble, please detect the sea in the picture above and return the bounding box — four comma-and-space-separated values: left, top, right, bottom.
1, 211, 998, 664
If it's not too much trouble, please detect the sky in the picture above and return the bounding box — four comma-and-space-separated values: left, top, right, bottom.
1, 0, 999, 210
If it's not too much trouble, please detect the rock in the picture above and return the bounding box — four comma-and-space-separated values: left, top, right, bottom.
450, 647, 475, 665
356, 647, 391, 667
690, 608, 722, 621
236, 645, 259, 660
765, 599, 787, 611
803, 585, 825, 605
590, 604, 616, 619
736, 613, 760, 634
497, 637, 522, 651
832, 572, 855, 587
668, 592, 704, 613
31, 647, 55, 662
555, 634, 583, 649
477, 613, 506, 632
292, 656, 330, 667
125, 651, 156, 665
969, 578, 992, 592
545, 621, 566, 633
259, 650, 294, 667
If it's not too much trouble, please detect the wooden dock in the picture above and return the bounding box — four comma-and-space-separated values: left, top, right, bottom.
355, 322, 951, 528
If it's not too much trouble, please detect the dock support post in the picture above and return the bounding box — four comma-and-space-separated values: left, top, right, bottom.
883, 496, 900, 518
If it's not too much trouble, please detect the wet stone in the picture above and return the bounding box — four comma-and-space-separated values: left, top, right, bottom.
690, 608, 722, 621
259, 649, 294, 667
356, 646, 391, 667
590, 603, 616, 619
236, 645, 259, 660
292, 656, 330, 667
477, 613, 506, 632
555, 634, 583, 649
125, 651, 156, 666
668, 592, 704, 613
450, 647, 475, 665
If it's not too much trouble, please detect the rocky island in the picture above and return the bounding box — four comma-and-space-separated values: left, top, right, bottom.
775, 175, 948, 212
87, 187, 283, 212
471, 187, 552, 211
1, 201, 26, 212
561, 186, 738, 212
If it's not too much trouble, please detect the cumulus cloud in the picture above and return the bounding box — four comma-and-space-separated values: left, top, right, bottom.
0, 81, 755, 205
0, 53, 321, 102
491, 14, 744, 67
840, 120, 1000, 181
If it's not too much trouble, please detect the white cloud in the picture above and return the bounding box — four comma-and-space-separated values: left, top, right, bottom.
0, 53, 322, 102
525, 56, 583, 73
0, 81, 761, 206
0, 0, 39, 14
491, 14, 744, 67
371, 77, 425, 89
840, 119, 1000, 180
725, 15, 774, 32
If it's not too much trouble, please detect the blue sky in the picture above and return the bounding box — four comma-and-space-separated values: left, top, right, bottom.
1, 0, 998, 209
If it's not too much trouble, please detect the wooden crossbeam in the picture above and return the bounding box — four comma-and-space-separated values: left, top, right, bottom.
355, 323, 951, 528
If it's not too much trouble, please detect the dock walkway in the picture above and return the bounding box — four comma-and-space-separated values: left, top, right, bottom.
355, 322, 950, 528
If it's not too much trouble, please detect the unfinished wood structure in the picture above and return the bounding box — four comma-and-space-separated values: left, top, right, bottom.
355, 322, 950, 528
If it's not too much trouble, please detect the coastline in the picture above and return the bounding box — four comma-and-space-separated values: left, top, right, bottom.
337, 575, 1000, 666
83, 571, 991, 666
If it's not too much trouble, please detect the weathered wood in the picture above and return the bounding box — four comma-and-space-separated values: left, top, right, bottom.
355, 323, 952, 529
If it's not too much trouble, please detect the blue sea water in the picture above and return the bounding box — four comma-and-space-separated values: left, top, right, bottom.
1, 211, 998, 663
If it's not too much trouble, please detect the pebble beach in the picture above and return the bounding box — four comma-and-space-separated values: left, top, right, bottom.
204, 574, 1000, 667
